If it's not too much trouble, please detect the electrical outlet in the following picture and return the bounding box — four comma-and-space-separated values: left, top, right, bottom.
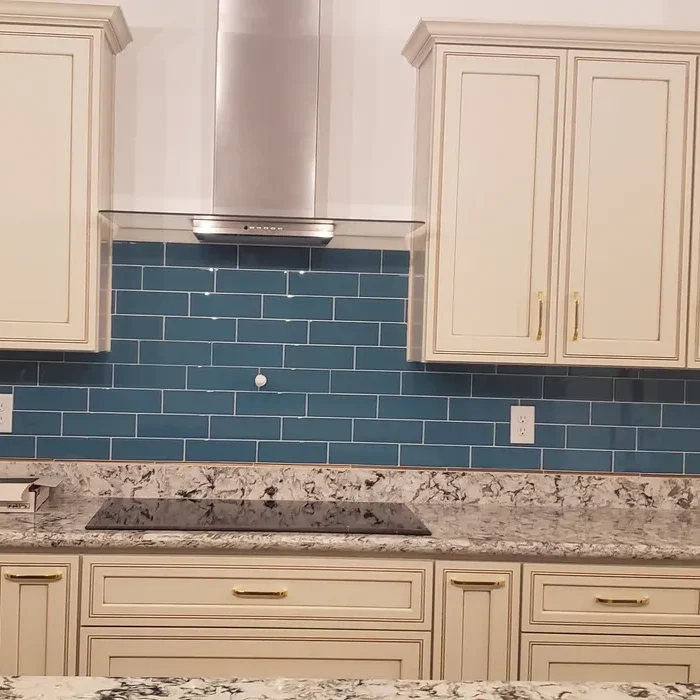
0, 394, 13, 434
510, 405, 535, 445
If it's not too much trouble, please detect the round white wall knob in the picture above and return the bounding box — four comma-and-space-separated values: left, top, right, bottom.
254, 373, 268, 388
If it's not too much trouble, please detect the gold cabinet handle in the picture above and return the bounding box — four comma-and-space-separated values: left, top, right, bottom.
232, 588, 288, 599
595, 595, 650, 606
451, 578, 505, 590
572, 292, 580, 341
536, 292, 544, 341
4, 572, 62, 583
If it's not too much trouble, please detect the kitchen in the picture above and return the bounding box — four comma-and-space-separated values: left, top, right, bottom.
3, 0, 700, 698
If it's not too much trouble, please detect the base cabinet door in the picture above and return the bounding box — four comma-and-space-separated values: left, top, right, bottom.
0, 556, 79, 675
522, 634, 700, 682
80, 628, 431, 680
433, 563, 520, 680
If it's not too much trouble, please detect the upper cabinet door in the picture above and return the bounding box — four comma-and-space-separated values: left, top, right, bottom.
430, 48, 565, 363
557, 51, 695, 367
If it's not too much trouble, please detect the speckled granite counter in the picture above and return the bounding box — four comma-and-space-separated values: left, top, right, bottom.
2, 677, 700, 700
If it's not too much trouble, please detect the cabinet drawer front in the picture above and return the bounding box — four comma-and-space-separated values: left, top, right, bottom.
524, 564, 700, 634
82, 555, 432, 629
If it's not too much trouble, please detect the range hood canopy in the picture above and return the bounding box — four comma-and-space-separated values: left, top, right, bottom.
101, 0, 423, 246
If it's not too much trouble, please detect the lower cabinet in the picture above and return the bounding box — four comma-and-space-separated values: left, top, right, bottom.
522, 634, 700, 682
0, 555, 79, 675
79, 628, 431, 679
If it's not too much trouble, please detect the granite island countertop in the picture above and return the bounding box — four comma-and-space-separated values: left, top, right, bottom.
3, 677, 700, 700
1, 494, 699, 561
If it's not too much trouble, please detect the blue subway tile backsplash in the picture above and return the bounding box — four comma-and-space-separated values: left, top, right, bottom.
3, 241, 700, 474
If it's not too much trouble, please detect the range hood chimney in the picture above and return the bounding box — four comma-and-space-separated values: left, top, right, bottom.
103, 0, 422, 247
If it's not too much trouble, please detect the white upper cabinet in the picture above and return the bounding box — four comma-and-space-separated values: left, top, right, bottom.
0, 1, 131, 351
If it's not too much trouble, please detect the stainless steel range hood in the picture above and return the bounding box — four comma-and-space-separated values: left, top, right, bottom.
101, 0, 422, 247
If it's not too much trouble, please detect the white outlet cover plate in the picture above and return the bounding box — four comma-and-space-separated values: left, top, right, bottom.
0, 394, 12, 434
510, 405, 535, 445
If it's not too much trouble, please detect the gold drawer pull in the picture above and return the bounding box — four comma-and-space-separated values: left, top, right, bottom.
233, 588, 288, 599
536, 292, 544, 341
451, 578, 505, 590
595, 595, 650, 606
572, 292, 581, 341
4, 572, 62, 583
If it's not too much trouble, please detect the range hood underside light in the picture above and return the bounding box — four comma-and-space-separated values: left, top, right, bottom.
192, 217, 334, 246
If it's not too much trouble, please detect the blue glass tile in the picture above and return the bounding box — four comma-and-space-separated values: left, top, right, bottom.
329, 442, 398, 466
379, 396, 447, 420
113, 265, 142, 290
335, 298, 404, 322
289, 272, 358, 297
165, 317, 236, 342
39, 363, 112, 387
185, 439, 256, 462
382, 250, 410, 275
449, 398, 513, 422
402, 372, 470, 397
64, 340, 139, 365
144, 266, 214, 292
113, 241, 164, 266
284, 345, 354, 369
359, 274, 408, 299
686, 382, 700, 404
591, 402, 659, 427
112, 315, 163, 340
356, 347, 419, 371
191, 293, 262, 319
0, 435, 35, 458
495, 423, 564, 448
164, 390, 233, 415
283, 417, 352, 442
166, 242, 238, 268
213, 343, 283, 368
428, 363, 494, 374
258, 369, 329, 393
236, 392, 306, 416
569, 367, 638, 378
526, 400, 590, 425
117, 290, 188, 316
425, 421, 493, 446
14, 387, 87, 411
140, 341, 211, 366
471, 446, 541, 470
308, 394, 376, 418
138, 414, 208, 438
400, 445, 468, 468
238, 319, 307, 344
354, 419, 422, 444
663, 404, 700, 428
544, 377, 613, 401
615, 378, 684, 403
264, 295, 333, 320
0, 362, 37, 385
616, 451, 683, 474
380, 323, 407, 348
258, 441, 327, 464
0, 351, 61, 362
497, 365, 567, 376
311, 249, 380, 273
112, 438, 184, 461
187, 366, 256, 391
683, 453, 700, 474
114, 365, 186, 390
217, 269, 287, 294
331, 370, 400, 395
309, 321, 378, 346
473, 374, 542, 399
239, 246, 309, 271
37, 437, 110, 460
210, 416, 281, 440
639, 428, 700, 452
567, 425, 635, 450
90, 388, 162, 414
543, 449, 612, 471
12, 411, 61, 436
63, 412, 136, 437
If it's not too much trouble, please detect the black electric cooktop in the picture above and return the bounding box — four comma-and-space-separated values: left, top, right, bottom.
85, 498, 431, 536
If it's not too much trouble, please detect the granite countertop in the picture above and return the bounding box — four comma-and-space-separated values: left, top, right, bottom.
0, 494, 698, 561
2, 677, 700, 700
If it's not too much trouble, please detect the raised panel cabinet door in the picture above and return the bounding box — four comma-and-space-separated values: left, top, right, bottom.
0, 557, 79, 676
433, 563, 520, 681
557, 51, 695, 367
80, 628, 431, 680
430, 48, 565, 363
521, 634, 700, 682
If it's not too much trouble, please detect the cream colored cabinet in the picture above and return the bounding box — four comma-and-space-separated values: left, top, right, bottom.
0, 555, 79, 676
0, 2, 131, 351
433, 562, 520, 681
